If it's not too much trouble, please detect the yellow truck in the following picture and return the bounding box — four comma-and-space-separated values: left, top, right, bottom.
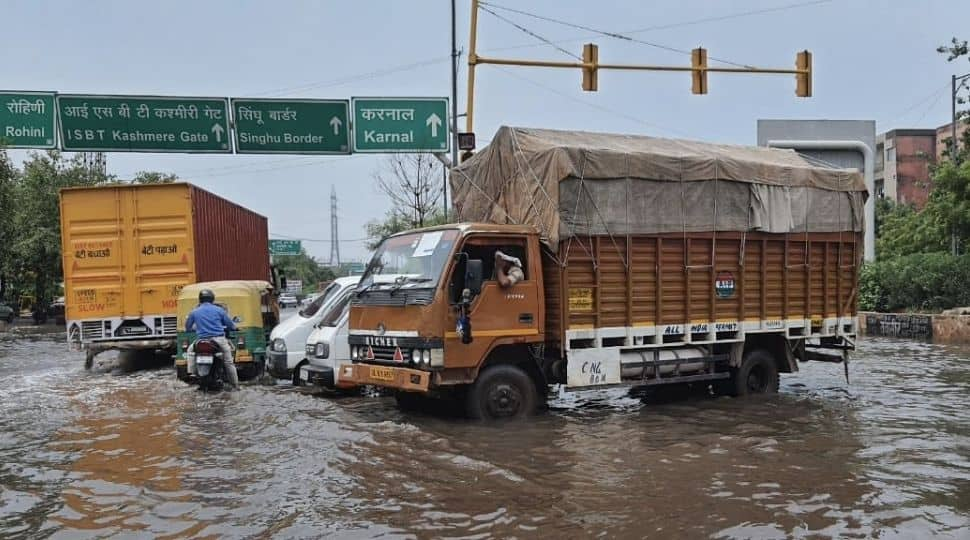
59, 183, 271, 367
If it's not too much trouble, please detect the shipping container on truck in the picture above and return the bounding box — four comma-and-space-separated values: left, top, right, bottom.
343, 127, 868, 420
59, 182, 270, 364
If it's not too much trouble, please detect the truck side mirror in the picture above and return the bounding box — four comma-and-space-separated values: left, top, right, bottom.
465, 259, 483, 297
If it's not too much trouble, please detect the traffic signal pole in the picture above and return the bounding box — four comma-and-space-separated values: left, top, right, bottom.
464, 0, 812, 138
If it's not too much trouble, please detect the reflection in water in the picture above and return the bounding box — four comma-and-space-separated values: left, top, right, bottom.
1, 332, 968, 538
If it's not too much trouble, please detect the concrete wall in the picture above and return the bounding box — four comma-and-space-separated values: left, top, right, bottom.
859, 312, 970, 344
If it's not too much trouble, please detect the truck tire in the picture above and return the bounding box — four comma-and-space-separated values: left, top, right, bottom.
728, 349, 780, 397
466, 364, 537, 420
292, 360, 306, 386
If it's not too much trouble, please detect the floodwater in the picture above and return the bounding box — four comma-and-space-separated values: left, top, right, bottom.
1, 326, 968, 539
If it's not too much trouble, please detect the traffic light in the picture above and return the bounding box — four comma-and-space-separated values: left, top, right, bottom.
691, 47, 708, 95
582, 43, 598, 92
796, 50, 812, 97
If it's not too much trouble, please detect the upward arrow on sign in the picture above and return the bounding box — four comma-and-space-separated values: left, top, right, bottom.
211, 123, 225, 142
426, 113, 442, 138
329, 116, 342, 135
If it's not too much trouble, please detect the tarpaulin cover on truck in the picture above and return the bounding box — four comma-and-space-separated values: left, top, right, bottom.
450, 126, 868, 251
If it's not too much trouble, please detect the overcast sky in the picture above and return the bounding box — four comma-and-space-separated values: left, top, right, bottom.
5, 0, 969, 261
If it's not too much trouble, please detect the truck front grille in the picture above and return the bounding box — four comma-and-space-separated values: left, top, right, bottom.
81, 321, 104, 340
161, 316, 178, 335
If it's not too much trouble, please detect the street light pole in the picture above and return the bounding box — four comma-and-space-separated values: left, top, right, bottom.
446, 0, 460, 220
953, 72, 970, 159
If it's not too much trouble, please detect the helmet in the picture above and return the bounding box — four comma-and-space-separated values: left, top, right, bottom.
198, 289, 215, 304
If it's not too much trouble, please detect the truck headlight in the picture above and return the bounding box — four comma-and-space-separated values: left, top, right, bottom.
315, 342, 329, 359
351, 346, 359, 360
429, 348, 444, 367
272, 338, 286, 352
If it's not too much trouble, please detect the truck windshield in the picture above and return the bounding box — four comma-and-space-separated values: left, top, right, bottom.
358, 229, 458, 293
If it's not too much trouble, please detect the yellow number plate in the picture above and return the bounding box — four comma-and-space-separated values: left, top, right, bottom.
369, 366, 395, 381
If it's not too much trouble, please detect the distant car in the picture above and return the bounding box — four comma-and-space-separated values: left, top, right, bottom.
49, 297, 66, 325
0, 303, 14, 324
279, 293, 299, 308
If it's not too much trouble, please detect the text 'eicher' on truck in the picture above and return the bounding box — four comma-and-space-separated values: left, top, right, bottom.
342, 127, 867, 420
59, 182, 272, 367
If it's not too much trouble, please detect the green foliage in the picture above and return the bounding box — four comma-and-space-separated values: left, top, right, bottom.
875, 198, 947, 258
859, 252, 970, 312
272, 248, 336, 293
365, 209, 449, 251
129, 171, 178, 184
0, 149, 181, 307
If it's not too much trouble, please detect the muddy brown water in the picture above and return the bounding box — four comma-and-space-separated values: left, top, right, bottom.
0, 328, 968, 539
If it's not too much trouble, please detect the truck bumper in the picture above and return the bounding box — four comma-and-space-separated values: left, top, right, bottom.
87, 338, 176, 353
344, 363, 431, 393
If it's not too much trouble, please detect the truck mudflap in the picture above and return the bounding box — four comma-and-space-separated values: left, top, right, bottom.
344, 364, 431, 393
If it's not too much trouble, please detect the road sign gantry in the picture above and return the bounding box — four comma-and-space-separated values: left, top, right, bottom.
0, 91, 57, 149
57, 95, 232, 153
231, 98, 349, 154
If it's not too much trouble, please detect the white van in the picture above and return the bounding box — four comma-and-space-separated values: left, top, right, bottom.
299, 274, 402, 389
267, 276, 359, 382
300, 289, 353, 390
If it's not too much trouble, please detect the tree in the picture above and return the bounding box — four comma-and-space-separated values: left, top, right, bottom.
366, 154, 449, 250
374, 154, 444, 228
130, 171, 178, 184
938, 37, 969, 160
0, 150, 16, 302
272, 249, 336, 293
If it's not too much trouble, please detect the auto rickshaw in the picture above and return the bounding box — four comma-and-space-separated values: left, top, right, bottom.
174, 280, 279, 382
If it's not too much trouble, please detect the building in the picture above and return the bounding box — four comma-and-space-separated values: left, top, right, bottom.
935, 119, 970, 161
874, 129, 937, 208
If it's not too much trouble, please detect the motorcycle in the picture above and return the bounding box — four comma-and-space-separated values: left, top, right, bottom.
191, 338, 232, 392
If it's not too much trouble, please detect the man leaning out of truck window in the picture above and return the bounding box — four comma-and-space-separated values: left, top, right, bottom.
494, 250, 524, 288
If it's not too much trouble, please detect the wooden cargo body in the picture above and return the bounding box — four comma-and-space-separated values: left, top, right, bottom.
543, 231, 860, 351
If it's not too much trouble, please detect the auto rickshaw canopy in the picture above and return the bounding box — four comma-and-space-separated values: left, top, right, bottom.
176, 280, 275, 329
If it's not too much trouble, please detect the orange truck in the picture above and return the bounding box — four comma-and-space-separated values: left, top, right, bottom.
342, 127, 867, 419
59, 182, 270, 366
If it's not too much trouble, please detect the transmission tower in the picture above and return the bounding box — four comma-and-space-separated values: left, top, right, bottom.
329, 185, 340, 267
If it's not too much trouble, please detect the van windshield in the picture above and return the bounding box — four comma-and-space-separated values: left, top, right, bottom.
320, 292, 352, 327
358, 229, 458, 293
299, 284, 337, 317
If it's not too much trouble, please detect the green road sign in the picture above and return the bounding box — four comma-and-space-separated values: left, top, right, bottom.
57, 95, 231, 153
0, 91, 56, 149
231, 98, 350, 154
269, 239, 301, 255
352, 97, 449, 153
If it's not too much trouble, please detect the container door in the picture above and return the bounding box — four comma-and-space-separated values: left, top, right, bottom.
127, 185, 195, 328
62, 188, 126, 328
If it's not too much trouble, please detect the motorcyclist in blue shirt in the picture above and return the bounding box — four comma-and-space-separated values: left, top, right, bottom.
186, 288, 239, 389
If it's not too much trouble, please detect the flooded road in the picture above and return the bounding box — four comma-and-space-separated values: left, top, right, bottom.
1, 328, 968, 539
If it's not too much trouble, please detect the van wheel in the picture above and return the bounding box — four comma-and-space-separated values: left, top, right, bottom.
466, 364, 537, 420
729, 349, 779, 396
292, 361, 306, 386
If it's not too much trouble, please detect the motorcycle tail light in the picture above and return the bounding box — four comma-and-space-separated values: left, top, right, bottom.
237, 335, 245, 348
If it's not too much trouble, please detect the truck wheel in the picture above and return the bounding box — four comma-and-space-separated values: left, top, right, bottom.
729, 349, 779, 396
466, 364, 537, 420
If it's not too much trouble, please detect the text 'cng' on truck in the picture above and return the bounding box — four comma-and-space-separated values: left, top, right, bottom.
343, 126, 867, 420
